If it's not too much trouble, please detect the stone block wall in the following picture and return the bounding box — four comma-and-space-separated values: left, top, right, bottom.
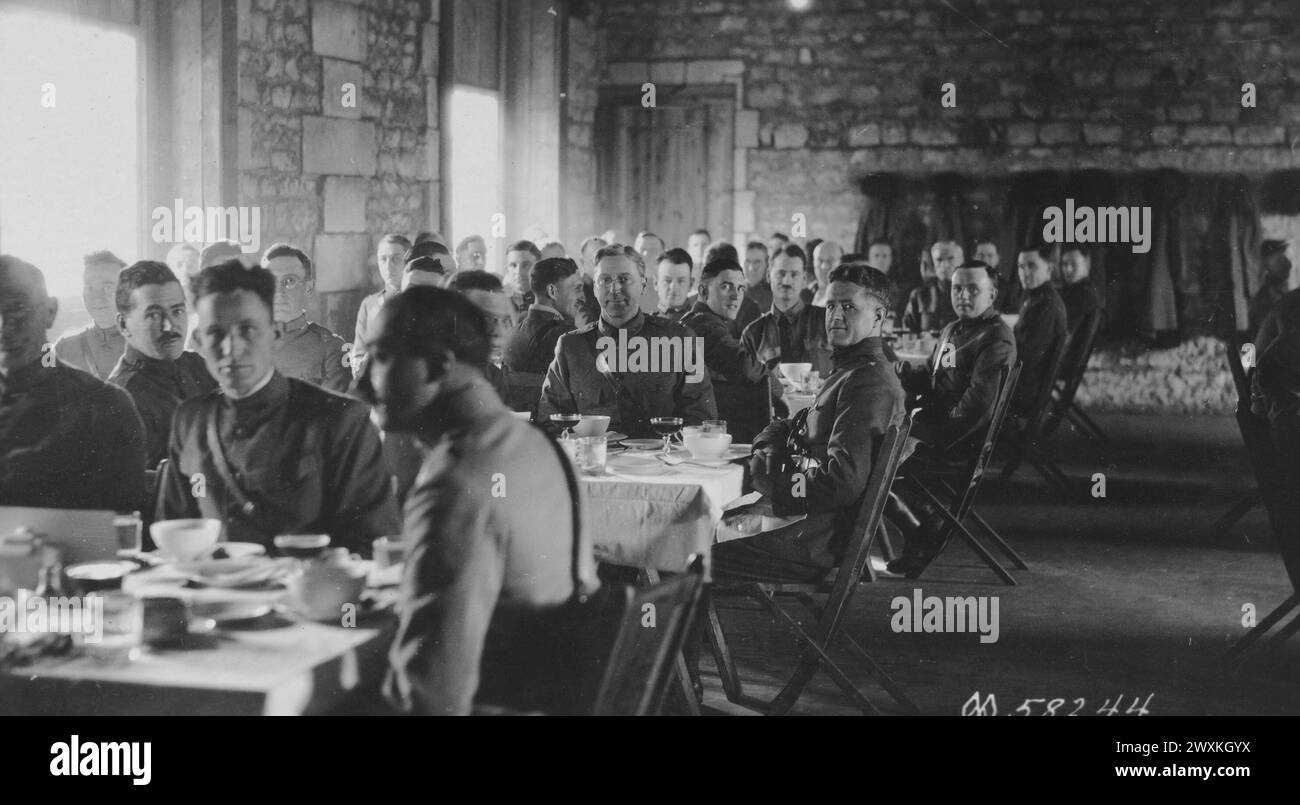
235, 0, 437, 339
573, 0, 1300, 250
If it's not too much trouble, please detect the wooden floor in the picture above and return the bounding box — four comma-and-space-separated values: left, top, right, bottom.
696, 413, 1300, 716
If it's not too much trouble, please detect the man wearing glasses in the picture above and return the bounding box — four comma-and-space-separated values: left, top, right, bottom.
262, 243, 349, 393
538, 243, 716, 438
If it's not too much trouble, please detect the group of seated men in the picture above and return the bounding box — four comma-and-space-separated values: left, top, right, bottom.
0, 224, 1102, 713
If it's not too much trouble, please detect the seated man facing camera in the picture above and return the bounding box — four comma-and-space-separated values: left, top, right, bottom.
712, 264, 904, 583
362, 287, 600, 716
158, 260, 398, 552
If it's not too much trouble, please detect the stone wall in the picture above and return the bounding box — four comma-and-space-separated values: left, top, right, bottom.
561, 9, 602, 253
1078, 338, 1237, 415
575, 0, 1300, 250
235, 0, 437, 339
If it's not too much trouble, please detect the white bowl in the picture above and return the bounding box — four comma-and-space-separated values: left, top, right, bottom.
573, 415, 611, 437
685, 432, 733, 460
150, 519, 222, 561
779, 362, 813, 385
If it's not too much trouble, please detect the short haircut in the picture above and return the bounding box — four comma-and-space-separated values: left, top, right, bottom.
379, 286, 491, 374
413, 231, 446, 247
774, 244, 807, 267
593, 243, 646, 276
1060, 244, 1091, 261
1018, 243, 1053, 262
449, 269, 504, 294
200, 241, 244, 270
954, 259, 1000, 287
704, 242, 739, 265
635, 231, 663, 247
841, 252, 868, 264
456, 235, 485, 253
973, 238, 999, 250
745, 241, 769, 258
506, 240, 542, 259
261, 242, 312, 280
530, 257, 579, 297
579, 235, 607, 255
827, 262, 891, 308
931, 239, 963, 255
84, 250, 126, 269
0, 255, 47, 298
659, 247, 693, 271
701, 258, 744, 284
193, 260, 277, 315
116, 261, 182, 314
690, 228, 712, 241
770, 232, 790, 243
405, 239, 451, 263
867, 238, 892, 250
380, 233, 413, 251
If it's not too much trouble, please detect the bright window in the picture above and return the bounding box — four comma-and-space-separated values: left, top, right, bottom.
0, 7, 139, 310
447, 86, 502, 275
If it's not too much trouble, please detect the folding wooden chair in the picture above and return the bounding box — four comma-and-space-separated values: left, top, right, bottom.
585, 556, 707, 716
705, 421, 918, 716
1213, 332, 1263, 537
900, 364, 1025, 586
998, 331, 1072, 493
1222, 370, 1300, 668
1042, 307, 1103, 440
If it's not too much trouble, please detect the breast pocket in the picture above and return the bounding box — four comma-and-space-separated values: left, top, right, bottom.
243, 455, 323, 524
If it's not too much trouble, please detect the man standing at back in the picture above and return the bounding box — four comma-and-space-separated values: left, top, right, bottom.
54, 250, 127, 380
108, 261, 218, 468
351, 233, 412, 378
1, 255, 146, 510
262, 243, 349, 393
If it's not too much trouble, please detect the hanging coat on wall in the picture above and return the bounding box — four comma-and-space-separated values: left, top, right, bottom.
1201, 176, 1262, 335
1136, 169, 1190, 336
853, 173, 903, 256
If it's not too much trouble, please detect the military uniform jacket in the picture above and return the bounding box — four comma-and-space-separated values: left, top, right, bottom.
538, 311, 717, 438
109, 347, 219, 468
764, 338, 905, 562
0, 362, 146, 511
681, 301, 770, 441
53, 323, 124, 381
504, 305, 572, 375
1013, 283, 1069, 413
351, 285, 398, 379
740, 299, 833, 376
274, 314, 349, 393
900, 308, 1018, 449
902, 279, 956, 333
158, 371, 399, 552
1060, 279, 1103, 334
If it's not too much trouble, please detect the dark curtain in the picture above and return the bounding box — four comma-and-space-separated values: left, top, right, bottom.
1199, 176, 1262, 336
1133, 169, 1190, 337
853, 172, 904, 256
1062, 169, 1118, 313
1004, 170, 1066, 311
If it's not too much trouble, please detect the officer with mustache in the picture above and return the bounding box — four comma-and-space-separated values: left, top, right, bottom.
109, 261, 217, 468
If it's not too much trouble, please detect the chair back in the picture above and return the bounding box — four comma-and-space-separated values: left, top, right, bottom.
586, 555, 706, 716
1234, 369, 1300, 591
1020, 331, 1070, 443
951, 363, 1021, 525
1043, 307, 1103, 437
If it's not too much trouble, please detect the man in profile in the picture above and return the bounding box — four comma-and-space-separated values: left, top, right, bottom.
713, 264, 904, 582
261, 243, 349, 393
504, 257, 581, 376
158, 260, 398, 551
655, 249, 695, 322
682, 258, 769, 442
108, 261, 218, 468
54, 250, 127, 380
538, 243, 716, 437
362, 287, 600, 716
902, 241, 961, 332
0, 255, 146, 510
351, 233, 412, 378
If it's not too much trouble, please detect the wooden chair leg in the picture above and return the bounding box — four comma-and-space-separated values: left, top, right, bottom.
876, 521, 899, 563
704, 595, 745, 705
1214, 493, 1261, 538
910, 478, 1017, 585
1225, 594, 1300, 666
937, 480, 1029, 570
794, 593, 919, 714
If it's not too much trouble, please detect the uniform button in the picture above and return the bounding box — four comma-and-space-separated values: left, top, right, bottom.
233, 427, 247, 438
242, 501, 256, 516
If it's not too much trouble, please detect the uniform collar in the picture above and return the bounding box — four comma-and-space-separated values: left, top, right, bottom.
91, 324, 120, 342
830, 336, 887, 371
687, 299, 721, 320
222, 368, 283, 408
774, 297, 806, 321
122, 344, 183, 376
657, 302, 689, 317
529, 302, 563, 319
282, 313, 309, 334
598, 310, 647, 337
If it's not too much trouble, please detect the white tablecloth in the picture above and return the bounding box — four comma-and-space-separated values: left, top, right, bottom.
582, 453, 745, 572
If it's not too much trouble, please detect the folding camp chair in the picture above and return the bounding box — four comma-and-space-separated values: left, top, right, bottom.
900, 364, 1025, 586
705, 421, 917, 716
1213, 332, 1263, 537
998, 330, 1072, 494
1042, 308, 1103, 440
585, 556, 707, 716
1222, 370, 1300, 668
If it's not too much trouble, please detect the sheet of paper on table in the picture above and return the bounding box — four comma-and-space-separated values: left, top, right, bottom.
714, 495, 807, 544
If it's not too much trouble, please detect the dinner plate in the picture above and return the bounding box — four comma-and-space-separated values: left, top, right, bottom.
190, 599, 275, 623
604, 432, 629, 443
623, 438, 666, 450
610, 462, 670, 476
173, 557, 296, 589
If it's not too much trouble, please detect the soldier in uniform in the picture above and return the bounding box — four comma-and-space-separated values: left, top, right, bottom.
157, 260, 398, 553
902, 241, 961, 333
654, 249, 695, 323
538, 243, 716, 438
741, 244, 833, 377
351, 233, 412, 379
712, 264, 905, 582
504, 257, 580, 376
1013, 244, 1069, 416
504, 240, 541, 319
53, 250, 127, 380
108, 261, 218, 468
680, 258, 770, 442
260, 243, 350, 393
1, 255, 146, 511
